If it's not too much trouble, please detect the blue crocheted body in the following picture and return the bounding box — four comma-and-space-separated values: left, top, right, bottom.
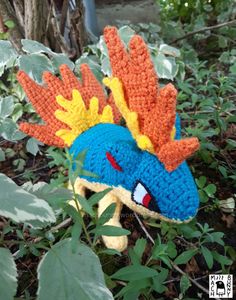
69, 118, 199, 221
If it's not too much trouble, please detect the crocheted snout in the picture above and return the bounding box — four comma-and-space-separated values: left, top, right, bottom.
135, 152, 199, 222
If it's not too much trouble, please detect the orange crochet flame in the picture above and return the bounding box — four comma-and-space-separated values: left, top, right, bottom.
104, 26, 199, 171
17, 64, 120, 147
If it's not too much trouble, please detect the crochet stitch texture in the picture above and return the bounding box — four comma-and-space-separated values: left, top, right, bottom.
17, 26, 200, 249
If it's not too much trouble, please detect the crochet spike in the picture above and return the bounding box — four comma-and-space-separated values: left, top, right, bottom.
59, 64, 81, 90
157, 138, 200, 172
104, 26, 158, 117
17, 71, 61, 127
19, 123, 65, 147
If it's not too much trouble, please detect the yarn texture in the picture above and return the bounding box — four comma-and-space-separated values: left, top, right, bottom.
17, 26, 200, 251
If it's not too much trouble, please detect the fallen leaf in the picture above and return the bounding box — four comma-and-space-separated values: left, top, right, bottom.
221, 214, 235, 228
219, 196, 235, 213
185, 256, 200, 274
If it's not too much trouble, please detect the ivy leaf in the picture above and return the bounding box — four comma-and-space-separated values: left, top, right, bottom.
21, 39, 54, 55
37, 239, 113, 300
118, 26, 135, 45
0, 248, 17, 300
51, 53, 74, 70
26, 138, 43, 156
159, 44, 180, 57
19, 53, 53, 83
0, 96, 15, 119
0, 118, 25, 141
0, 173, 56, 227
0, 40, 17, 75
153, 53, 178, 80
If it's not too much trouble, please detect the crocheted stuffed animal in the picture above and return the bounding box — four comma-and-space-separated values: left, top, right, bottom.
17, 26, 200, 251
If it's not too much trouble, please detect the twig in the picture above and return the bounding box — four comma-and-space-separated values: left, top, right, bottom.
134, 212, 154, 243
33, 217, 72, 243
11, 165, 50, 179
134, 213, 221, 300
172, 19, 236, 43
13, 217, 72, 258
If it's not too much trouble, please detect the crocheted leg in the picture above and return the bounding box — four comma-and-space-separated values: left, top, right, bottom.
98, 193, 128, 252
68, 180, 86, 214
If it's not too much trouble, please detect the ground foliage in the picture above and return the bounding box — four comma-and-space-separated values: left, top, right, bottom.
0, 1, 236, 299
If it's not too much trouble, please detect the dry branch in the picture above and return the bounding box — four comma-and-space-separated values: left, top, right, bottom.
172, 19, 236, 43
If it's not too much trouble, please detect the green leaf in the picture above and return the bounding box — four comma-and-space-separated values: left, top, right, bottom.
0, 96, 14, 119
19, 54, 53, 83
195, 176, 206, 189
174, 249, 198, 265
0, 247, 17, 300
133, 238, 147, 261
98, 203, 116, 225
198, 190, 209, 203
226, 138, 236, 148
112, 265, 157, 281
180, 274, 191, 295
92, 225, 130, 237
89, 188, 112, 206
0, 173, 56, 227
152, 268, 168, 293
218, 35, 228, 48
166, 241, 177, 259
115, 279, 149, 299
201, 246, 213, 269
99, 249, 122, 256
77, 194, 95, 217
212, 251, 232, 267
5, 20, 15, 29
204, 184, 216, 197
37, 239, 113, 300
71, 221, 82, 253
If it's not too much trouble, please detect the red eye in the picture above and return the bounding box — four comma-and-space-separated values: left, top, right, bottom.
106, 152, 123, 172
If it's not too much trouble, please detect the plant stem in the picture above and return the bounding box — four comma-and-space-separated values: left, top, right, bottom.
71, 183, 95, 251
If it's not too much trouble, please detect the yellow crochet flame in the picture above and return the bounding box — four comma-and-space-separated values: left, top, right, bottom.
103, 77, 176, 153
103, 77, 155, 152
55, 89, 114, 146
